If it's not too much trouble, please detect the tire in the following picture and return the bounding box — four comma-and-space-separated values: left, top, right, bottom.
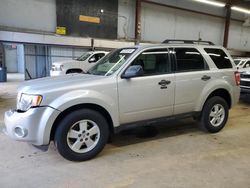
199, 96, 229, 133
54, 109, 109, 161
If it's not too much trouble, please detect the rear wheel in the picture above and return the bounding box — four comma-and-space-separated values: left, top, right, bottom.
54, 109, 109, 161
199, 96, 229, 133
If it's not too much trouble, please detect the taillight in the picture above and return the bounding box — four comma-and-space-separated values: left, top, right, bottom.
234, 71, 240, 86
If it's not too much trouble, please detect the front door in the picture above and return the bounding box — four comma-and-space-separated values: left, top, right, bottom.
117, 48, 175, 124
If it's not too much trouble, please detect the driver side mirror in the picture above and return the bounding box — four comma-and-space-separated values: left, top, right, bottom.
121, 65, 144, 79
89, 57, 96, 63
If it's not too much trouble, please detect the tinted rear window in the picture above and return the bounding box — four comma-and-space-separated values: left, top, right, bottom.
175, 48, 208, 72
204, 48, 232, 69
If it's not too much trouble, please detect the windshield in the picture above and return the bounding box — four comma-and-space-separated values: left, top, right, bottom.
238, 60, 246, 67
234, 60, 241, 65
76, 52, 92, 61
88, 48, 136, 76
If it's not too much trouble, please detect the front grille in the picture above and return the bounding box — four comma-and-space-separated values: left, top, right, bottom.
240, 80, 250, 87
240, 74, 250, 79
51, 65, 56, 71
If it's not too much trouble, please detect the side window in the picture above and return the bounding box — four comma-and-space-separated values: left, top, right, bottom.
88, 54, 96, 63
88, 53, 105, 63
175, 48, 208, 72
204, 48, 232, 69
130, 49, 170, 76
96, 53, 105, 61
243, 61, 250, 68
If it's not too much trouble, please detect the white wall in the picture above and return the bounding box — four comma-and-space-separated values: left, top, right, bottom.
118, 0, 136, 40
141, 3, 225, 44
17, 44, 25, 73
4, 44, 17, 73
0, 0, 56, 32
0, 0, 250, 52
228, 21, 250, 51
148, 0, 244, 20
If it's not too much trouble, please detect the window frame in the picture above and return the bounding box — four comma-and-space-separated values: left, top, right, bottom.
172, 47, 209, 73
243, 60, 250, 68
121, 48, 173, 78
204, 48, 233, 69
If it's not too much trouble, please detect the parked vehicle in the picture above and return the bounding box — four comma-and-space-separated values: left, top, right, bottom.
50, 51, 109, 76
4, 41, 240, 161
234, 58, 250, 70
240, 67, 250, 94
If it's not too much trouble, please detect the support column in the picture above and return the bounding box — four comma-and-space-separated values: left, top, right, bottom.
223, 3, 232, 48
135, 0, 141, 45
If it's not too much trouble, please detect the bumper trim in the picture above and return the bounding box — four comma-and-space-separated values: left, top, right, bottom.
4, 106, 60, 146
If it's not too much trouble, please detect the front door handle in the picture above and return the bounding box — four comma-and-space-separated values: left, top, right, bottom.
158, 80, 171, 89
201, 75, 211, 81
158, 80, 171, 86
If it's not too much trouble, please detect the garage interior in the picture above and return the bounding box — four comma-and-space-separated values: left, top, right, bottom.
0, 0, 250, 187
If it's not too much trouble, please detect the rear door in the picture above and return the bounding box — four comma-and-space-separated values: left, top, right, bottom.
172, 47, 212, 114
117, 48, 175, 124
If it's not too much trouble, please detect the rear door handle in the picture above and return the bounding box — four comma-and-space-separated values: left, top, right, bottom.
158, 80, 171, 86
201, 75, 211, 81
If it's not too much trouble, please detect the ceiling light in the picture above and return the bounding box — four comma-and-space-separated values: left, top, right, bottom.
194, 0, 225, 7
231, 6, 250, 14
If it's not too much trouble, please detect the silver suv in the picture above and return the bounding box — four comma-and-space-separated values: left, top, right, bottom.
4, 41, 240, 161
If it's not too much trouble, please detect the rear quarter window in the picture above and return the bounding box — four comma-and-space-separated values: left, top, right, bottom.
204, 48, 232, 69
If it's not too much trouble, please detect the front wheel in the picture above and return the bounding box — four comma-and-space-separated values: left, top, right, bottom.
54, 109, 109, 161
199, 96, 229, 133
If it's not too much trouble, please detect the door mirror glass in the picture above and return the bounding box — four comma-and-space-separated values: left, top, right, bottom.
89, 57, 96, 63
121, 65, 144, 79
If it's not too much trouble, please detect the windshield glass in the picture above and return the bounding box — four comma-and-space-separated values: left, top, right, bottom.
234, 60, 241, 65
88, 48, 136, 76
238, 60, 246, 67
76, 52, 92, 61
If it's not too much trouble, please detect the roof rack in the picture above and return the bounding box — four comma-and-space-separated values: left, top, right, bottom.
162, 39, 214, 45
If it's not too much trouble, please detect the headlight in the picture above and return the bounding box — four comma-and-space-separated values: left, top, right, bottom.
17, 93, 43, 112
51, 64, 63, 71
56, 65, 63, 71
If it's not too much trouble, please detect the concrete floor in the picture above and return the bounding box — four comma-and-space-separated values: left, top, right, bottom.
0, 74, 250, 188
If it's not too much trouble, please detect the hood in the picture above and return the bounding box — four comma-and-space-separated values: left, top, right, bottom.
240, 67, 250, 74
18, 74, 109, 94
52, 60, 79, 66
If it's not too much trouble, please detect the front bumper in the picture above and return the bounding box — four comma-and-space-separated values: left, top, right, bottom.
4, 106, 60, 146
50, 70, 65, 77
240, 86, 250, 94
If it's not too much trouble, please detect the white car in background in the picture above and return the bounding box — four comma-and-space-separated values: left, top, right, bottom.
234, 58, 250, 71
50, 51, 109, 76
240, 67, 250, 94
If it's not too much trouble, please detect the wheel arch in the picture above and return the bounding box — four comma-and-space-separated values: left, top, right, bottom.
50, 103, 114, 141
203, 88, 232, 110
66, 68, 83, 74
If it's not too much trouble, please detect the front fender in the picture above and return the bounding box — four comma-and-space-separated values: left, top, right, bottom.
50, 89, 119, 126
40, 89, 119, 145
